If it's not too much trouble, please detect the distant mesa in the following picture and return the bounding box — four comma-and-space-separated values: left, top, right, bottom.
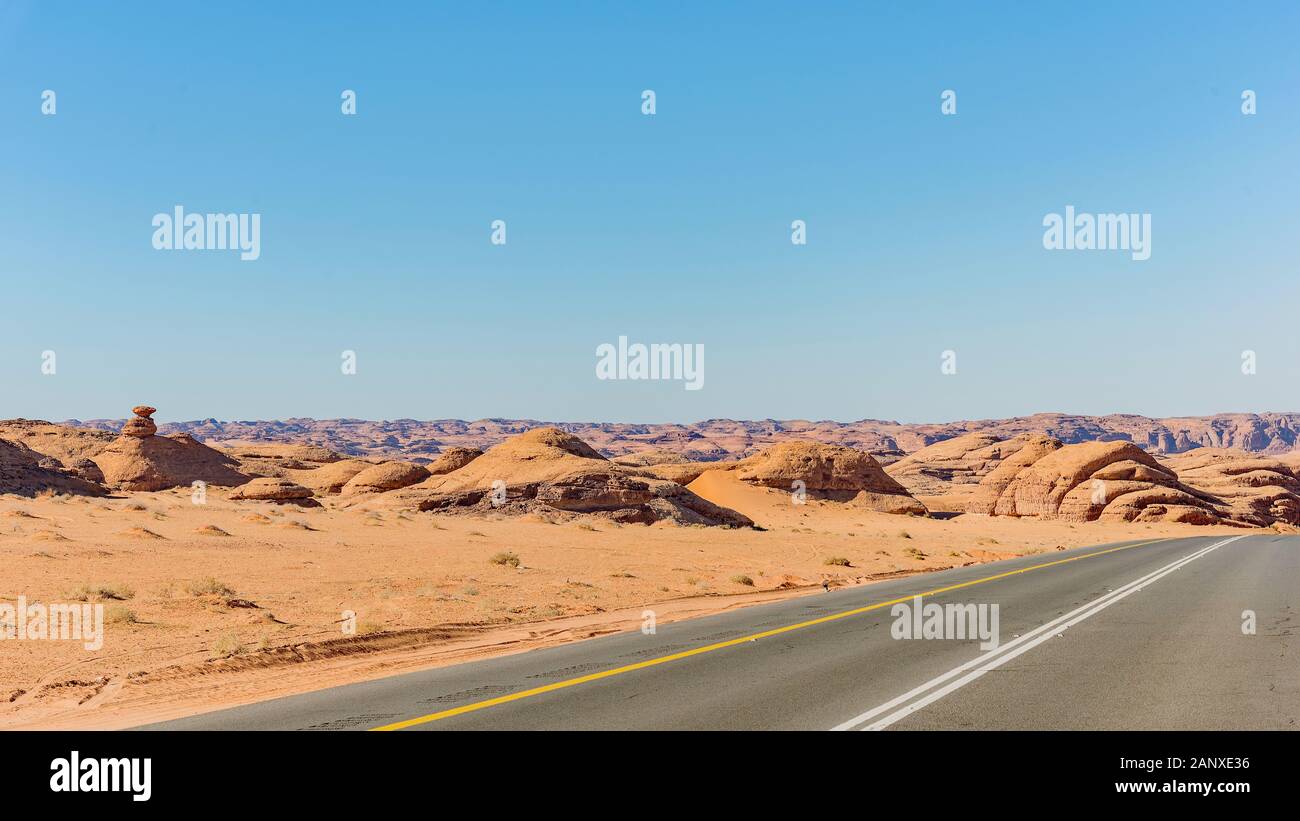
82, 412, 1300, 464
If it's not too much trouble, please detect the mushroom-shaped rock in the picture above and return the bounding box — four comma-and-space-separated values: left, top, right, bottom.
121, 405, 159, 437
341, 461, 431, 495
94, 412, 249, 491
230, 477, 320, 506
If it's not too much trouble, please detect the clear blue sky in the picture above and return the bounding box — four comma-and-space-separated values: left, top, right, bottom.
2, 1, 1297, 424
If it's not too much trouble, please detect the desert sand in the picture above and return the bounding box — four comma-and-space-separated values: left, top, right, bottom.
0, 477, 1246, 730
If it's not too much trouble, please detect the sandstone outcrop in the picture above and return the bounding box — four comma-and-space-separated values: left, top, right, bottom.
387, 427, 753, 527
341, 461, 430, 495
425, 447, 482, 476
121, 406, 158, 438
0, 419, 115, 463
283, 460, 371, 494
1160, 449, 1300, 526
0, 438, 106, 497
229, 477, 320, 506
884, 432, 1047, 497
970, 440, 1227, 524
91, 406, 249, 492
730, 441, 927, 515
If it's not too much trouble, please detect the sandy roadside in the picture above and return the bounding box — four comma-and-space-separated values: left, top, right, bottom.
0, 484, 1250, 729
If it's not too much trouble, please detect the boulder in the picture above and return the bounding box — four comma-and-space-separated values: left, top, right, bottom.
425, 447, 482, 476
229, 477, 320, 506
341, 461, 431, 495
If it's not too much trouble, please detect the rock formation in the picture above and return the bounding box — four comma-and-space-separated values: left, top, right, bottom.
0, 438, 106, 497
217, 442, 343, 477
884, 432, 1048, 497
229, 477, 320, 506
425, 447, 482, 476
969, 440, 1228, 524
730, 441, 927, 515
0, 419, 115, 463
283, 460, 371, 494
92, 406, 249, 492
121, 406, 158, 438
386, 427, 753, 527
341, 461, 431, 495
1159, 449, 1300, 526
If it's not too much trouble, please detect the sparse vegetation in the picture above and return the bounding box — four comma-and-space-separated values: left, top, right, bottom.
824, 556, 852, 567
730, 574, 755, 587
104, 605, 138, 624
898, 530, 912, 539
186, 577, 235, 597
69, 583, 134, 602
212, 633, 243, 658
489, 551, 521, 568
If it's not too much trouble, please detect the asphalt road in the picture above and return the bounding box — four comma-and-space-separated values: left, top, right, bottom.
140, 534, 1298, 730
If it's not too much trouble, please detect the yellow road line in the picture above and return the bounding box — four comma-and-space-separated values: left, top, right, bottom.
372, 537, 1172, 730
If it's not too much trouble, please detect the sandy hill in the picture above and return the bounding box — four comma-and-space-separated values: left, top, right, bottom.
383, 427, 753, 527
